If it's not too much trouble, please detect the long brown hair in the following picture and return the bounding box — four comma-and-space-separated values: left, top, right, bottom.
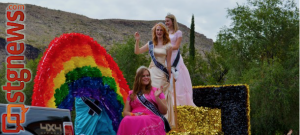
130, 67, 152, 101
151, 22, 170, 46
165, 13, 179, 33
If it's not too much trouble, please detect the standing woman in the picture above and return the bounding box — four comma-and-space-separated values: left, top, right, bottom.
165, 13, 196, 106
134, 23, 175, 127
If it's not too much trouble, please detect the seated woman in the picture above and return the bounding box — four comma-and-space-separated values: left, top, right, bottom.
117, 66, 170, 135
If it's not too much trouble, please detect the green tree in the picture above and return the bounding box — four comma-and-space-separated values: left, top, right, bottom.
214, 0, 299, 134
189, 14, 195, 60
23, 53, 43, 105
0, 53, 42, 105
109, 36, 150, 89
203, 49, 228, 84
0, 63, 8, 104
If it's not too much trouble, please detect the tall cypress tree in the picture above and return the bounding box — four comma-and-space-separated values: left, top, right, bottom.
189, 14, 195, 60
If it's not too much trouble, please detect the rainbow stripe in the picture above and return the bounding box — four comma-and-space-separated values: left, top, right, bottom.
31, 33, 130, 130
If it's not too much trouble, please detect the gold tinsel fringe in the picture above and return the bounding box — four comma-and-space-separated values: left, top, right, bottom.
167, 106, 223, 135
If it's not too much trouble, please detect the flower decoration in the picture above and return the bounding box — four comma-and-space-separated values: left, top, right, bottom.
31, 33, 130, 132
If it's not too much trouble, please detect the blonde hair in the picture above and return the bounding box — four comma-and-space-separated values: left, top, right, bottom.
165, 13, 179, 33
151, 22, 170, 46
130, 66, 152, 101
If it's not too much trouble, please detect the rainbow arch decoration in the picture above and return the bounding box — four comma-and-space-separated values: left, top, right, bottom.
31, 33, 130, 131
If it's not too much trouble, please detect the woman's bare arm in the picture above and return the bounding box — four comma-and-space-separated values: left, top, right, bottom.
123, 100, 132, 116
166, 45, 173, 77
134, 32, 149, 54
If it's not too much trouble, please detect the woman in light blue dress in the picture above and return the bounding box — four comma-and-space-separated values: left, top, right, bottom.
75, 97, 116, 135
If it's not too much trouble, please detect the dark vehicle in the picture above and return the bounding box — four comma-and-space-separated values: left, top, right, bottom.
0, 104, 73, 135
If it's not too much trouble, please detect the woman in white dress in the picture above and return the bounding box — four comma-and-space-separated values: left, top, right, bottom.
134, 22, 175, 127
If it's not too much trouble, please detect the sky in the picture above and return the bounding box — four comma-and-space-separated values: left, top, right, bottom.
1, 0, 299, 42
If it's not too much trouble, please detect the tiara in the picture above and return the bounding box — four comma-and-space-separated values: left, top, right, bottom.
136, 66, 148, 73
152, 22, 166, 30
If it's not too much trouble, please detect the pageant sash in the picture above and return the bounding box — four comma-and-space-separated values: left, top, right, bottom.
81, 97, 102, 116
171, 50, 180, 77
137, 92, 171, 132
172, 50, 180, 68
148, 41, 170, 81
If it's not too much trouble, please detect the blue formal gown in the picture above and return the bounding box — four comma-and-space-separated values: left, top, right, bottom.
75, 97, 116, 135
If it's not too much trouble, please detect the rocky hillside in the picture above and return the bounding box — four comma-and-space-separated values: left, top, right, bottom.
0, 3, 213, 65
